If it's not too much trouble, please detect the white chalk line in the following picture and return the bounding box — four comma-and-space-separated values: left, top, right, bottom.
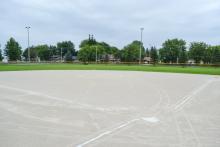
0, 101, 77, 127
172, 112, 184, 146
1, 78, 218, 147
173, 79, 215, 111
73, 90, 169, 147
0, 84, 136, 113
0, 84, 74, 104
169, 79, 219, 146
182, 110, 202, 147
74, 119, 140, 147
71, 78, 218, 147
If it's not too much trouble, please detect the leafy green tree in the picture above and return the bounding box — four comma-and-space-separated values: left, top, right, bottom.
179, 50, 188, 63
78, 39, 120, 62
203, 47, 212, 64
145, 48, 150, 57
96, 42, 121, 62
79, 38, 97, 48
189, 42, 208, 63
49, 45, 58, 57
210, 46, 220, 64
23, 46, 38, 61
96, 42, 110, 61
77, 47, 89, 62
4, 37, 22, 61
57, 41, 75, 58
159, 48, 170, 63
160, 39, 186, 63
78, 45, 94, 62
150, 46, 158, 64
0, 49, 3, 61
35, 45, 51, 61
110, 47, 121, 59
65, 50, 73, 61
121, 41, 145, 62
23, 45, 51, 61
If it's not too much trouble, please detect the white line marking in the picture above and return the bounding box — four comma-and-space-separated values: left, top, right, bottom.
75, 119, 140, 147
0, 101, 77, 126
142, 117, 159, 123
0, 84, 137, 113
172, 112, 184, 146
182, 111, 202, 147
0, 84, 74, 104
173, 79, 214, 111
1, 78, 218, 147
74, 78, 219, 147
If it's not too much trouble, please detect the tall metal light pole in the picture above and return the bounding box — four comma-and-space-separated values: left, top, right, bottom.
139, 27, 144, 64
25, 26, 31, 62
96, 46, 98, 63
61, 48, 63, 63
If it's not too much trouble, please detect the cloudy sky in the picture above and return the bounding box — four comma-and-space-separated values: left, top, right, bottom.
0, 0, 220, 50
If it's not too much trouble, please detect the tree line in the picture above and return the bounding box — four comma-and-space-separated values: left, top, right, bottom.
1, 37, 220, 64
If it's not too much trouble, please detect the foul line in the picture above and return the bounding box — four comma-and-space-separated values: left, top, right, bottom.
0, 84, 74, 104
173, 79, 214, 111
74, 119, 140, 147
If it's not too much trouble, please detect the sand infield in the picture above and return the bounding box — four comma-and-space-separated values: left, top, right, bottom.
0, 71, 219, 147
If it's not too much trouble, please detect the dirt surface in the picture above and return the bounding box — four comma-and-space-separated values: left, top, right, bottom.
0, 71, 219, 147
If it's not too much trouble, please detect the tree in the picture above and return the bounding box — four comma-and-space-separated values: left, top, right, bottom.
159, 48, 170, 63
145, 48, 150, 57
203, 47, 212, 64
57, 41, 75, 58
179, 50, 188, 63
160, 39, 186, 63
97, 42, 121, 62
23, 46, 38, 61
78, 38, 120, 62
121, 41, 145, 62
79, 38, 97, 48
65, 50, 73, 61
110, 46, 121, 60
0, 48, 3, 61
77, 45, 97, 62
150, 46, 158, 64
23, 45, 51, 61
4, 37, 22, 61
35, 45, 51, 61
210, 46, 220, 64
189, 42, 208, 63
49, 45, 58, 57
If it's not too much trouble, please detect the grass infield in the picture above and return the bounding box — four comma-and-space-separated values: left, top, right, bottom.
0, 63, 220, 75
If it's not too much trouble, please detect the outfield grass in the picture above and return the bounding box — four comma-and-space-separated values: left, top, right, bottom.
0, 63, 220, 75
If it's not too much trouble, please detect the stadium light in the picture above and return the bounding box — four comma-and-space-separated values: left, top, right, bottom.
61, 47, 62, 63
139, 27, 144, 64
96, 46, 98, 63
25, 26, 31, 62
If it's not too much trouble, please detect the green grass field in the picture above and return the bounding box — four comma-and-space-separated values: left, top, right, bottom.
0, 64, 220, 75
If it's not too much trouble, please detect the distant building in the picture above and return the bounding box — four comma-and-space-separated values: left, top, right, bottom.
187, 59, 195, 64
100, 54, 120, 63
108, 55, 120, 63
51, 55, 61, 62
144, 57, 152, 64
2, 57, 8, 63
72, 56, 77, 61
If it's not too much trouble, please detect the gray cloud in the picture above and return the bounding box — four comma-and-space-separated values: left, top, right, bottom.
0, 0, 220, 50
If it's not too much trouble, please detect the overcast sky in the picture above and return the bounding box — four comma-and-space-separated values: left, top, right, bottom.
0, 0, 220, 50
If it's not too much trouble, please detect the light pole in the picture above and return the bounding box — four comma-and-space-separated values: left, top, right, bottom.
96, 46, 98, 63
139, 27, 144, 64
25, 26, 31, 62
61, 48, 62, 63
